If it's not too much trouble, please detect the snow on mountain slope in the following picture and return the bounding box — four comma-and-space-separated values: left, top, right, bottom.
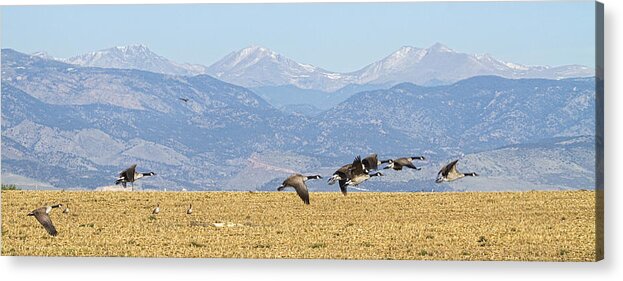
63, 44, 208, 76
206, 45, 351, 91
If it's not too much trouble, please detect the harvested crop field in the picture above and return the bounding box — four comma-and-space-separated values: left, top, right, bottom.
1, 190, 599, 261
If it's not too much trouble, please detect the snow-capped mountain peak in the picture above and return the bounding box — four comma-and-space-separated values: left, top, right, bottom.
62, 44, 207, 76
67, 44, 161, 65
206, 45, 350, 90
427, 42, 454, 53
386, 46, 425, 63
52, 42, 593, 92
30, 51, 58, 60
114, 43, 149, 52
222, 45, 282, 69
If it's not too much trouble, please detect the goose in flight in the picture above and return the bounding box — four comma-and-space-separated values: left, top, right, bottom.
362, 153, 383, 171
27, 204, 63, 236
436, 160, 478, 183
277, 174, 322, 205
383, 156, 426, 171
115, 164, 156, 191
328, 163, 351, 186
343, 156, 383, 192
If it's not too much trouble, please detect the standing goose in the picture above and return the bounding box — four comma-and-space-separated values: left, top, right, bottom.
343, 156, 383, 192
436, 160, 478, 183
383, 156, 426, 171
27, 204, 63, 236
277, 174, 322, 205
186, 204, 193, 215
152, 203, 160, 215
115, 164, 156, 191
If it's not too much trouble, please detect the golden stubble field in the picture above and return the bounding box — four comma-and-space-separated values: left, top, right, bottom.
1, 190, 598, 261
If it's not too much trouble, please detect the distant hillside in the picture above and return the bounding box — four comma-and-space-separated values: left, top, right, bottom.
1, 48, 598, 191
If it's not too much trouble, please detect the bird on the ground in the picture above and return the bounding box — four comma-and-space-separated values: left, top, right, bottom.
186, 204, 193, 215
62, 204, 70, 214
152, 203, 160, 215
115, 164, 156, 191
383, 156, 426, 171
277, 174, 322, 205
436, 160, 478, 183
27, 204, 63, 236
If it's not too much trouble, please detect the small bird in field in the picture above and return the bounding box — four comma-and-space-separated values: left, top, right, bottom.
152, 203, 160, 215
28, 204, 63, 236
186, 204, 193, 215
277, 174, 322, 205
63, 204, 70, 214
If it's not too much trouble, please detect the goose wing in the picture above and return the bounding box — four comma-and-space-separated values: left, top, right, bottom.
448, 160, 461, 176
33, 209, 57, 236
362, 154, 379, 171
439, 160, 460, 177
337, 164, 352, 174
338, 180, 348, 195
336, 164, 352, 179
395, 158, 419, 170
289, 178, 310, 204
350, 156, 366, 176
119, 164, 137, 182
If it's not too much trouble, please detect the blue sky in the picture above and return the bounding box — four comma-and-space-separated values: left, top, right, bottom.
1, 1, 596, 72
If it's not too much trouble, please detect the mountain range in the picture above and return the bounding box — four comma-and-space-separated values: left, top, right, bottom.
2, 47, 598, 192
35, 43, 594, 112
53, 43, 594, 89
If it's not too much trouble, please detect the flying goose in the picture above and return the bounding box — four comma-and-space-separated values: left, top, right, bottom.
179, 97, 189, 102
328, 163, 351, 182
186, 204, 193, 215
27, 204, 63, 236
343, 156, 383, 192
362, 153, 382, 171
436, 160, 478, 183
152, 203, 160, 215
277, 174, 322, 205
62, 204, 70, 214
115, 164, 156, 191
383, 156, 426, 171
328, 164, 354, 195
